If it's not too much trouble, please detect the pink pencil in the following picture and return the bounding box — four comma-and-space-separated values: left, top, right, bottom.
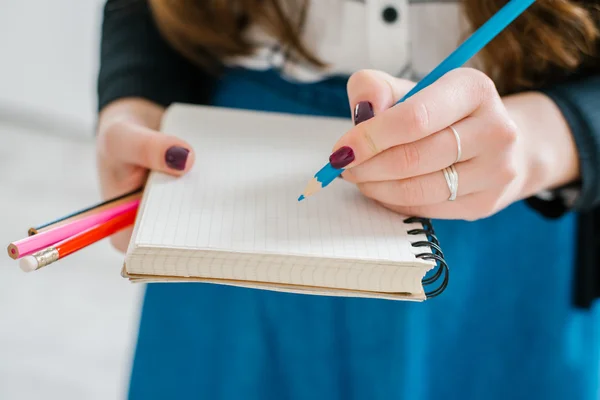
7, 198, 140, 259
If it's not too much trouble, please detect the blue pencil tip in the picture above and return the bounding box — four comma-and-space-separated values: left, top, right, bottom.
298, 195, 305, 202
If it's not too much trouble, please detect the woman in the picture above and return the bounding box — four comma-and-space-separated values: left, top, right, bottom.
97, 1, 600, 399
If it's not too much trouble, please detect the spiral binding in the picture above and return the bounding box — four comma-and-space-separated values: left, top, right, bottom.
403, 217, 449, 298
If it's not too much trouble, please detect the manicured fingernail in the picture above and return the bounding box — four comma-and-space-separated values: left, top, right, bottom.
354, 101, 374, 125
165, 146, 189, 171
330, 146, 355, 169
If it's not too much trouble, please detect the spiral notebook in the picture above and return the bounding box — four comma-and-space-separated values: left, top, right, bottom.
122, 104, 448, 301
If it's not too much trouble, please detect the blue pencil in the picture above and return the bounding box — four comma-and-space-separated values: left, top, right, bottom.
298, 0, 536, 201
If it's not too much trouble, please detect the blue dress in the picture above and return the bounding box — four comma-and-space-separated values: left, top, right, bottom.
128, 68, 600, 400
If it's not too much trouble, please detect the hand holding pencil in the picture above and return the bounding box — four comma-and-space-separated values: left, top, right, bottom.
296, 0, 569, 223
299, 0, 537, 204
20, 207, 138, 272
325, 68, 537, 221
7, 189, 142, 272
5, 99, 199, 271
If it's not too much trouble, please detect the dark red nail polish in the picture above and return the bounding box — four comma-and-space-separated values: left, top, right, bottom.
165, 146, 189, 171
354, 101, 374, 125
330, 146, 355, 169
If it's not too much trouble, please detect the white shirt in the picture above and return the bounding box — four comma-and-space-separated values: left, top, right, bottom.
224, 0, 469, 82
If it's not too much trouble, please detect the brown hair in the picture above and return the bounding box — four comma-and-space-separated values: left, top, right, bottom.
148, 0, 600, 94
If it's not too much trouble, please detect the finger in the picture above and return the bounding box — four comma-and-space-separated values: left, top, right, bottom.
378, 190, 509, 221
98, 159, 148, 199
356, 160, 487, 206
329, 70, 414, 169
109, 227, 133, 253
332, 68, 499, 168
347, 69, 415, 117
98, 120, 195, 175
376, 194, 480, 220
344, 117, 480, 183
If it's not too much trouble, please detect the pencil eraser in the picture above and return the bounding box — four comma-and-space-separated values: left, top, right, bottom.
19, 256, 38, 273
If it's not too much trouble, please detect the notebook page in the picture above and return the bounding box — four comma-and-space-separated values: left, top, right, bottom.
133, 104, 430, 266
124, 272, 427, 301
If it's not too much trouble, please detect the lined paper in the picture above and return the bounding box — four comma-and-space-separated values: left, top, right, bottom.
126, 104, 434, 294
136, 105, 425, 262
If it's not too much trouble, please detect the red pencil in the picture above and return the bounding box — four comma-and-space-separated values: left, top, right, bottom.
19, 208, 137, 272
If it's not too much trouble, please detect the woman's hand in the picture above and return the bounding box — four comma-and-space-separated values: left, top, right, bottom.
96, 98, 195, 251
334, 69, 579, 221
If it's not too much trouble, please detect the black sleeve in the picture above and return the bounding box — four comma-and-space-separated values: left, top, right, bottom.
525, 73, 600, 216
97, 0, 215, 112
524, 71, 600, 310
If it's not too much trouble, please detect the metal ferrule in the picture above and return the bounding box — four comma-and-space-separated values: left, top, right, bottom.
32, 247, 59, 270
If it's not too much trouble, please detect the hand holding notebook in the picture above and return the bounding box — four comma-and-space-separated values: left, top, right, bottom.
122, 104, 447, 301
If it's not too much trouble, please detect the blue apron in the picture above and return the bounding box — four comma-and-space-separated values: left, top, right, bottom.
128, 68, 600, 400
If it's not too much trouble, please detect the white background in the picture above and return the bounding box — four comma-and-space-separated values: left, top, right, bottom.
0, 1, 142, 399
0, 0, 104, 138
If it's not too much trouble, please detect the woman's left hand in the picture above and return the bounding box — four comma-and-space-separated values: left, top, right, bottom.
333, 68, 579, 221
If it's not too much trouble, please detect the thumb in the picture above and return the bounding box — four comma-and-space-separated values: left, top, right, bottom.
346, 69, 416, 123
98, 119, 196, 175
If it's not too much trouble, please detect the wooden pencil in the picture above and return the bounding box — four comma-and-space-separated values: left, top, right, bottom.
27, 187, 142, 236
19, 208, 138, 272
8, 198, 140, 260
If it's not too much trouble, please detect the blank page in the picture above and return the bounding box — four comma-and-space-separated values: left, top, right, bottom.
132, 104, 430, 265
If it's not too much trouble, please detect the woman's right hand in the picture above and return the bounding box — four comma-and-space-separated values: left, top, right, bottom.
96, 98, 195, 252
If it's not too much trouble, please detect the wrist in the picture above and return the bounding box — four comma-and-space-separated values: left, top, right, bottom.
99, 97, 165, 131
503, 91, 580, 199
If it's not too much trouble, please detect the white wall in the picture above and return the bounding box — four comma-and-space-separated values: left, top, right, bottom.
0, 3, 143, 398
0, 0, 105, 137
